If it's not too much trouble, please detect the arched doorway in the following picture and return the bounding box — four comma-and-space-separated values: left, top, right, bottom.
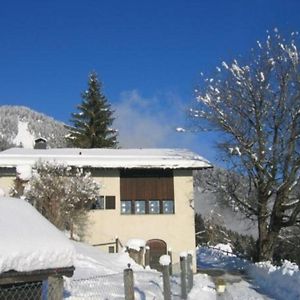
146, 239, 167, 271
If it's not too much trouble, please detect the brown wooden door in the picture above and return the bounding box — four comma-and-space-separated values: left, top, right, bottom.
146, 239, 167, 272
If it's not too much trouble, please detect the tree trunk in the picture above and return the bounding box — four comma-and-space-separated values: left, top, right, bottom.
256, 194, 280, 262
257, 220, 280, 261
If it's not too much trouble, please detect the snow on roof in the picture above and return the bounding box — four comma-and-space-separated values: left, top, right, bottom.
0, 197, 75, 273
0, 148, 211, 169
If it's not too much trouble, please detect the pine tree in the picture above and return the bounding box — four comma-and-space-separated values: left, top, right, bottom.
68, 72, 118, 148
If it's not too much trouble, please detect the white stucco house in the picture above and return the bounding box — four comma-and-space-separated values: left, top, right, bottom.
0, 147, 211, 270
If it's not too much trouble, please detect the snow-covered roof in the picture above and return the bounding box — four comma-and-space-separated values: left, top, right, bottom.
0, 197, 75, 273
0, 148, 211, 169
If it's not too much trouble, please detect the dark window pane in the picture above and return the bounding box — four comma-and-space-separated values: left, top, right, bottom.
91, 196, 105, 209
121, 200, 132, 214
106, 196, 116, 209
0, 167, 16, 176
163, 200, 174, 214
108, 246, 115, 253
135, 200, 146, 214
149, 200, 160, 214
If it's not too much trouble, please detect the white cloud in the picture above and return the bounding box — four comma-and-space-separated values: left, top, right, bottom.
113, 90, 201, 150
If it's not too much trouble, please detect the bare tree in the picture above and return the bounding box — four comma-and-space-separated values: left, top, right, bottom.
191, 29, 300, 261
24, 162, 100, 240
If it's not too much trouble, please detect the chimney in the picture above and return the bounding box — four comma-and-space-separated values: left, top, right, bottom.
34, 138, 47, 149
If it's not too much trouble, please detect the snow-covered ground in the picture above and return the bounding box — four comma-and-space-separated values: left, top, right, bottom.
64, 242, 300, 299
64, 241, 216, 299
199, 244, 300, 300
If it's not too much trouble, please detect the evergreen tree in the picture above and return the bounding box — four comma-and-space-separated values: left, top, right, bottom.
68, 72, 118, 148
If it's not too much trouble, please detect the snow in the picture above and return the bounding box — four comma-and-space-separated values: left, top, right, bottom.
0, 147, 211, 169
0, 197, 75, 273
16, 164, 32, 180
13, 120, 35, 148
65, 241, 218, 300
248, 259, 300, 300
259, 71, 265, 82
65, 242, 298, 299
187, 275, 216, 300
222, 61, 229, 69
159, 255, 171, 266
213, 243, 234, 255
70, 241, 141, 279
235, 146, 241, 156
0, 188, 5, 197
198, 245, 300, 300
176, 127, 186, 132
126, 238, 146, 251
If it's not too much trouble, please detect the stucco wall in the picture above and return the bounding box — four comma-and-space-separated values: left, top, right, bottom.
0, 168, 197, 269
0, 176, 14, 196
86, 169, 196, 269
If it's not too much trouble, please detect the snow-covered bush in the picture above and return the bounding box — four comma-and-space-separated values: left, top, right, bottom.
248, 259, 300, 300
24, 162, 100, 240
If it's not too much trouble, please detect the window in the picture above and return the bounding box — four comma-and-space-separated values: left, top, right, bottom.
120, 169, 175, 215
0, 167, 16, 177
108, 246, 115, 253
163, 200, 174, 214
91, 196, 115, 210
135, 200, 146, 214
120, 199, 175, 215
106, 196, 116, 209
121, 200, 132, 214
149, 200, 160, 214
91, 196, 105, 209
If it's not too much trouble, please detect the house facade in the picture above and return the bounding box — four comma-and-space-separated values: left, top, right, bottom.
0, 148, 211, 270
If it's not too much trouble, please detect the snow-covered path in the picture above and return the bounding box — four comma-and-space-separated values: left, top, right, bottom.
197, 246, 274, 300
219, 280, 273, 300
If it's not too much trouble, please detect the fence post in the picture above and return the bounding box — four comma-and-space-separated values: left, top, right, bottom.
124, 265, 135, 300
160, 255, 171, 300
145, 246, 150, 267
187, 253, 194, 292
180, 255, 187, 299
116, 237, 119, 253
48, 276, 63, 300
167, 249, 173, 275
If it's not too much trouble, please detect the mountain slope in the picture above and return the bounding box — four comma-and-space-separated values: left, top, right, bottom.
194, 168, 257, 237
0, 105, 69, 150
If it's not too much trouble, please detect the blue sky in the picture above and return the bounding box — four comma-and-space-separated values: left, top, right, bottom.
0, 0, 300, 165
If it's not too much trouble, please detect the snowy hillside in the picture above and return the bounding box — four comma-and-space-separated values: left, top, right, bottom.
194, 169, 257, 237
194, 186, 257, 237
0, 105, 69, 150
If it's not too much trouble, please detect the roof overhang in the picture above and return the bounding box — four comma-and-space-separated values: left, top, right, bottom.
0, 148, 212, 170
0, 266, 75, 285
